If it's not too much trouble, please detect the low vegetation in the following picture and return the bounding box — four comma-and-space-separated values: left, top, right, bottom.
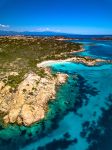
0, 36, 81, 88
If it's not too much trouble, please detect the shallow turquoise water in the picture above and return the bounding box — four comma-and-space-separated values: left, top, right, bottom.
0, 39, 112, 150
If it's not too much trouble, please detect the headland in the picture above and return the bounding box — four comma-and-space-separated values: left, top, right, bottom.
0, 36, 111, 126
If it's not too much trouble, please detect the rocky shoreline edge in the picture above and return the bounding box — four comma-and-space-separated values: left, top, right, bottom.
0, 68, 68, 126
0, 41, 112, 127
37, 55, 112, 68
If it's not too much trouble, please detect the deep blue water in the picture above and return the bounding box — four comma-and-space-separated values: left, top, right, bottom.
72, 39, 112, 60
0, 38, 112, 150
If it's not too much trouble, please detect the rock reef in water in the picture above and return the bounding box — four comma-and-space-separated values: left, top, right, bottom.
66, 56, 109, 66
0, 68, 68, 126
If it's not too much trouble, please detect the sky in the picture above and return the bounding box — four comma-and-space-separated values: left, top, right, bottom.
0, 0, 112, 34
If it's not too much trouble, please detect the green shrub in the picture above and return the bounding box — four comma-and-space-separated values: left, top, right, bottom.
6, 74, 23, 88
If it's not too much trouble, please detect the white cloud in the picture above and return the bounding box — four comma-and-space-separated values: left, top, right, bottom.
31, 27, 61, 32
33, 27, 50, 32
0, 24, 10, 28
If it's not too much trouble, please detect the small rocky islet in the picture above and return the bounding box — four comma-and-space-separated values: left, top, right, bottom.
0, 36, 111, 127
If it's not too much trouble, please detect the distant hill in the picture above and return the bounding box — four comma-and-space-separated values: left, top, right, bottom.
0, 30, 69, 36
0, 30, 19, 36
0, 30, 111, 38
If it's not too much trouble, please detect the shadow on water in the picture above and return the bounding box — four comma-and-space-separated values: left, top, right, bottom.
79, 94, 112, 150
38, 134, 77, 150
73, 74, 99, 114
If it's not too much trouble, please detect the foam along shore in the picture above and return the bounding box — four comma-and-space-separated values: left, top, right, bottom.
0, 68, 68, 126
37, 56, 110, 68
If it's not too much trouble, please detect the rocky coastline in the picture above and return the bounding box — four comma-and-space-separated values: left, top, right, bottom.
1, 51, 111, 126
0, 36, 112, 127
37, 55, 111, 68
0, 68, 68, 126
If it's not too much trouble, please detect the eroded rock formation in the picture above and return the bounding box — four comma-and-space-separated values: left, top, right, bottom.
0, 68, 68, 126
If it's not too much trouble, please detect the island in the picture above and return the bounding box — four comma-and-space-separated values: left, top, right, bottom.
0, 36, 111, 126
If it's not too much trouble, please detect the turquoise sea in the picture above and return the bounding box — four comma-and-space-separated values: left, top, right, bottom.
0, 37, 112, 150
